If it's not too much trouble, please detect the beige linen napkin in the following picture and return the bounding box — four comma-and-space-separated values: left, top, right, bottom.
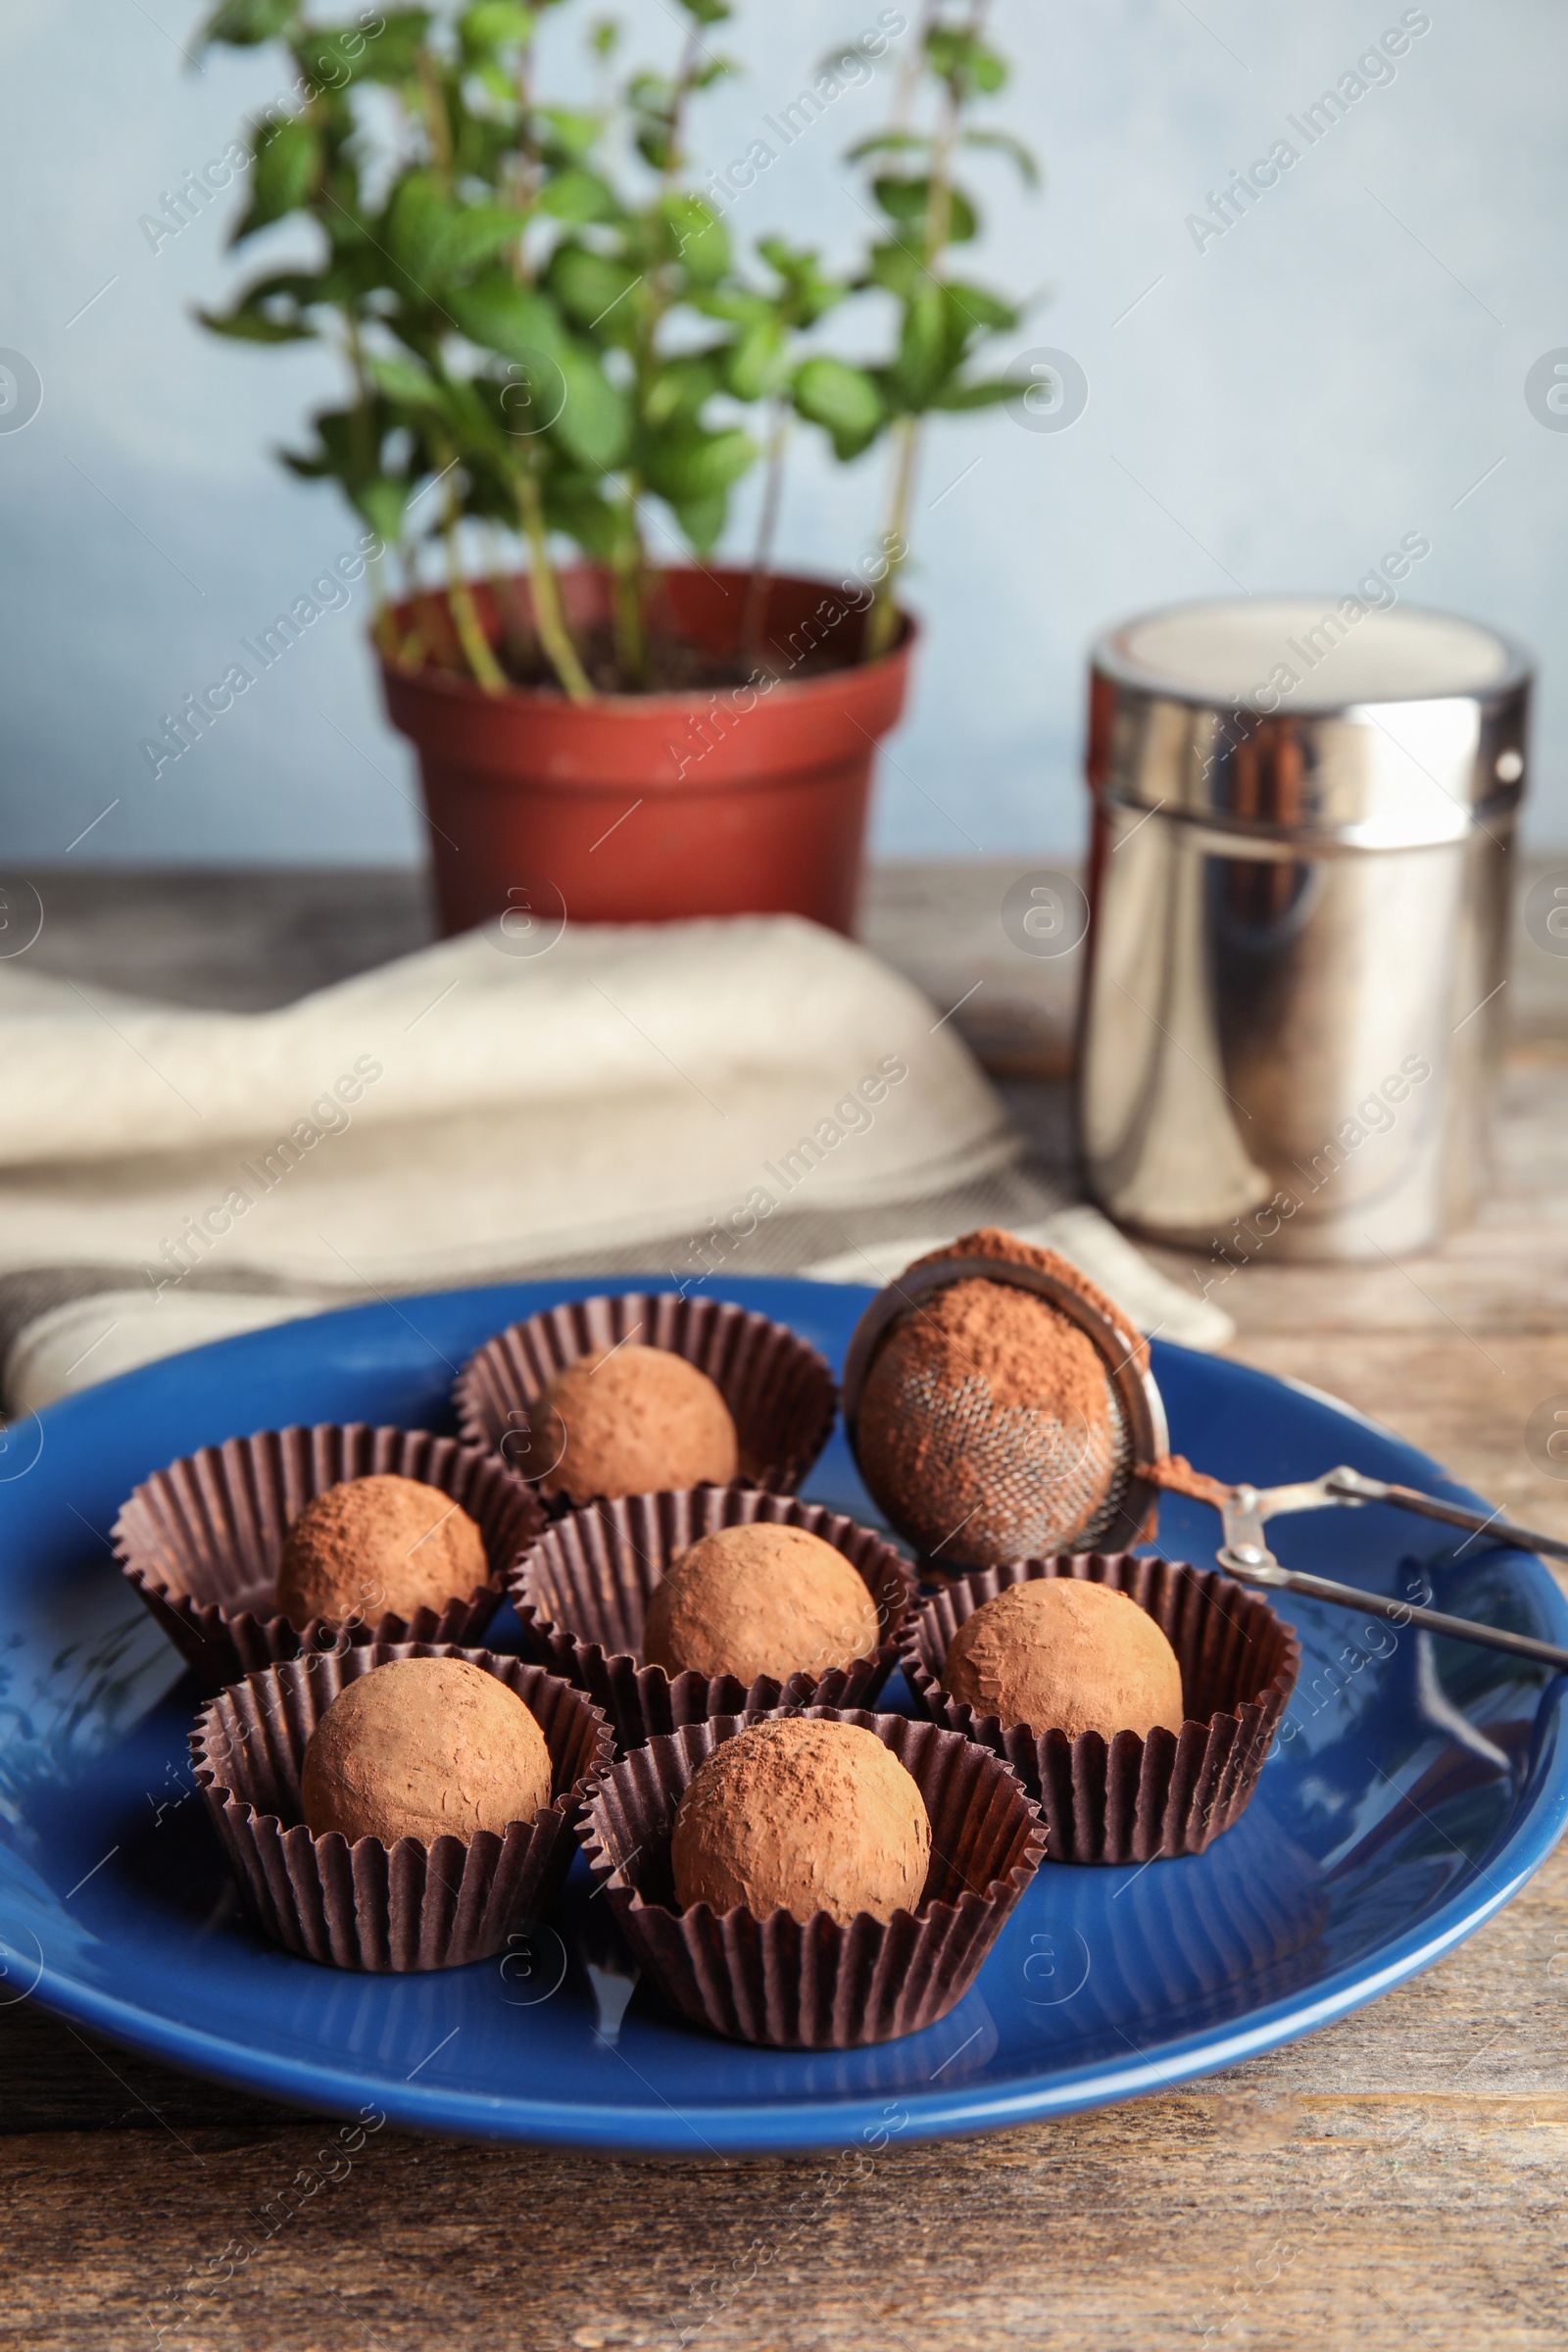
0, 912, 1230, 1411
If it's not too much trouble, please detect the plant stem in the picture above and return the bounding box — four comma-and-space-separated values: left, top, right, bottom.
516, 473, 595, 702
864, 415, 919, 661
444, 525, 509, 695
487, 533, 535, 669
370, 595, 403, 665
611, 480, 649, 687
864, 2, 978, 662
416, 45, 453, 184
742, 399, 789, 658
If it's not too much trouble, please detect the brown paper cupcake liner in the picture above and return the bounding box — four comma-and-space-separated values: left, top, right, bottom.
510, 1488, 918, 1749
899, 1552, 1299, 1866
114, 1425, 545, 1693
576, 1706, 1045, 2047
454, 1292, 836, 1499
191, 1642, 614, 1972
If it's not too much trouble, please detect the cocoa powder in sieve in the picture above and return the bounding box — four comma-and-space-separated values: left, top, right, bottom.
907, 1229, 1149, 1373
855, 1230, 1121, 1564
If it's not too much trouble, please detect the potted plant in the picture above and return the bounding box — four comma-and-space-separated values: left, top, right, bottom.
198, 0, 1035, 933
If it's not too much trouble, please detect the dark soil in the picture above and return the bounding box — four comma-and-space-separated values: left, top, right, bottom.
400, 589, 874, 697
500, 617, 866, 695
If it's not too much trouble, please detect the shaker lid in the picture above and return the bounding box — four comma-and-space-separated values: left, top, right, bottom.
1089, 597, 1532, 847
1098, 597, 1526, 711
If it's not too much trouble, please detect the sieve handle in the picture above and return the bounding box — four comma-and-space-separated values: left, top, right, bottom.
1216, 1545, 1568, 1672
1321, 1467, 1568, 1564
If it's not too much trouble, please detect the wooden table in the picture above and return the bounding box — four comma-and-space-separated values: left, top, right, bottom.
6, 864, 1568, 2351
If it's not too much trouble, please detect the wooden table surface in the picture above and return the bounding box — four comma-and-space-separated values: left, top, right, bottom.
6, 863, 1568, 2352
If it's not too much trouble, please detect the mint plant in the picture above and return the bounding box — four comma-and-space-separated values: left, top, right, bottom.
198, 0, 1034, 697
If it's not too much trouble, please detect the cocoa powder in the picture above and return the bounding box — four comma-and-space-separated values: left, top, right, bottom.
1140, 1453, 1234, 1511
855, 1229, 1122, 1565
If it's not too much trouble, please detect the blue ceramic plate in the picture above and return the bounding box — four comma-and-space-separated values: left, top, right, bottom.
2, 1277, 1565, 2153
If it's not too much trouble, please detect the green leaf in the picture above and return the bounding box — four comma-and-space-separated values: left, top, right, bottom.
199, 0, 297, 47
233, 117, 318, 241
945, 280, 1017, 333
926, 27, 1008, 94
641, 425, 755, 507
448, 276, 567, 364
459, 1, 535, 49
678, 0, 731, 23
537, 106, 601, 162
441, 202, 529, 279
723, 318, 786, 401
961, 127, 1041, 187
197, 271, 323, 341
845, 130, 932, 164
294, 25, 379, 87
341, 10, 432, 82
865, 241, 925, 300
537, 169, 619, 223
643, 353, 722, 427
931, 377, 1027, 411
554, 343, 632, 470
671, 488, 728, 552
689, 287, 771, 327
792, 356, 883, 448
383, 174, 523, 289
200, 302, 313, 344
548, 246, 643, 335
873, 176, 978, 245
365, 351, 447, 410
385, 172, 449, 285
890, 281, 953, 408
658, 194, 728, 285
545, 480, 627, 561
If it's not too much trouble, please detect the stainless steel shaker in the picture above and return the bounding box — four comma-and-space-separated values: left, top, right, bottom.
1076, 597, 1532, 1260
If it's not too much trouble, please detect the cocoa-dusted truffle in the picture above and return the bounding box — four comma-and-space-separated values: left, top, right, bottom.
523, 1345, 739, 1501
300, 1657, 553, 1845
276, 1474, 486, 1627
643, 1524, 881, 1685
670, 1718, 930, 1925
855, 1228, 1128, 1567
944, 1579, 1184, 1740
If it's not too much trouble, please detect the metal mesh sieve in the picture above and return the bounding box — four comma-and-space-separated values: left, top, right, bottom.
842, 1252, 1167, 1572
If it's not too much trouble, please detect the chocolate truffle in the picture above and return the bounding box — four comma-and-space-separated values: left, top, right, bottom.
670, 1717, 930, 1926
856, 1229, 1124, 1567
275, 1474, 486, 1627
944, 1579, 1185, 1740
643, 1523, 882, 1685
524, 1345, 739, 1502
300, 1657, 553, 1845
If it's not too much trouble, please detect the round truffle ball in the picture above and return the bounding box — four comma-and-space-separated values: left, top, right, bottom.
943, 1578, 1185, 1740
854, 1228, 1124, 1568
275, 1474, 487, 1628
300, 1657, 554, 1845
670, 1717, 930, 1926
523, 1345, 739, 1502
643, 1523, 882, 1686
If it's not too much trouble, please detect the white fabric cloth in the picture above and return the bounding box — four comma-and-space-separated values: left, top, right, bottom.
0, 916, 1014, 1279
0, 913, 1231, 1412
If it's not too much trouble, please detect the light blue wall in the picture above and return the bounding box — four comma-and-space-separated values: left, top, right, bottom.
1, 0, 1564, 864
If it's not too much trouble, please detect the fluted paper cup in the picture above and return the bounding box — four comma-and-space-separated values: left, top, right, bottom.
114, 1424, 544, 1692
510, 1487, 917, 1748
576, 1706, 1045, 2048
191, 1642, 613, 1972
899, 1553, 1298, 1865
455, 1292, 836, 1499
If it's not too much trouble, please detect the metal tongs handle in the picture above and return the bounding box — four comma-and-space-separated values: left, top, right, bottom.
1213, 1469, 1568, 1673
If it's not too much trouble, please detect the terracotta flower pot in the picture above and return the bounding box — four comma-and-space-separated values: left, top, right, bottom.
378, 565, 914, 937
